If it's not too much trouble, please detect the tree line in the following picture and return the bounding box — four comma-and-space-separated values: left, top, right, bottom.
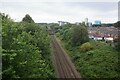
56, 23, 89, 48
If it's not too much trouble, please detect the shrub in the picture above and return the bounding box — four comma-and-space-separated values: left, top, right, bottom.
80, 42, 93, 52
71, 25, 89, 46
2, 13, 54, 78
106, 40, 112, 43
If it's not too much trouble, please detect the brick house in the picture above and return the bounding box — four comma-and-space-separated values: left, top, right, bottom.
88, 27, 118, 41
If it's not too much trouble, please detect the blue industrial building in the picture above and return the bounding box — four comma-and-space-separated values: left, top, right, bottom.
93, 20, 101, 27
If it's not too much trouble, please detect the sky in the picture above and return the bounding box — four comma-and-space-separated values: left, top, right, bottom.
0, 0, 119, 23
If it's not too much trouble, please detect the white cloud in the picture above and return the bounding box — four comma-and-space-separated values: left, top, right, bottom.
0, 1, 118, 23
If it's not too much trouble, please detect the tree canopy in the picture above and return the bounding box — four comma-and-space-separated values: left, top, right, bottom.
22, 14, 34, 23
2, 13, 54, 78
71, 25, 89, 46
58, 23, 89, 47
114, 21, 120, 51
114, 21, 120, 28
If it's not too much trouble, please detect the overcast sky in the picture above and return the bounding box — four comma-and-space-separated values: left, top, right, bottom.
1, 0, 119, 23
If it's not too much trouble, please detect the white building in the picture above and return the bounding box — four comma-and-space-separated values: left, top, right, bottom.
94, 37, 102, 40
58, 21, 68, 26
75, 22, 80, 25
104, 37, 113, 41
88, 22, 92, 27
85, 18, 88, 26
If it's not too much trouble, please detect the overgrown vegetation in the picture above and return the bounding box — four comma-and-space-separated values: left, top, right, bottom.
1, 13, 54, 78
22, 14, 35, 23
56, 23, 119, 78
114, 21, 120, 51
57, 23, 89, 47
80, 42, 93, 52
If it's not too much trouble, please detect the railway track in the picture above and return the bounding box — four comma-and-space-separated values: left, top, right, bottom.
51, 35, 81, 79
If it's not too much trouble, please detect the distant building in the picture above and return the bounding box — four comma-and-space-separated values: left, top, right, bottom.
93, 20, 101, 27
58, 21, 69, 26
88, 27, 118, 41
94, 20, 101, 25
88, 22, 92, 27
75, 22, 80, 25
85, 18, 88, 26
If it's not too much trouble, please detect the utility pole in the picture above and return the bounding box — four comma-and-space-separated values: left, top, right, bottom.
118, 1, 120, 21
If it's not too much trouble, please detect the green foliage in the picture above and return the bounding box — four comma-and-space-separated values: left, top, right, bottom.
114, 21, 120, 28
75, 43, 119, 78
56, 20, 119, 78
80, 42, 93, 52
57, 24, 89, 47
58, 35, 119, 78
22, 14, 34, 23
101, 23, 113, 27
71, 25, 89, 46
106, 40, 112, 43
49, 23, 59, 33
115, 40, 120, 51
114, 21, 120, 51
2, 13, 54, 78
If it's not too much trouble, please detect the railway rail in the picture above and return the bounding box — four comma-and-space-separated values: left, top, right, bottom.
51, 35, 81, 79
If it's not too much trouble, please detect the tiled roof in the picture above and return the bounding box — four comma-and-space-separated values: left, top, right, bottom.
88, 27, 118, 36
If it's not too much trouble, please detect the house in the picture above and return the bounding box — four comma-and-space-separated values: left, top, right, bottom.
88, 27, 118, 41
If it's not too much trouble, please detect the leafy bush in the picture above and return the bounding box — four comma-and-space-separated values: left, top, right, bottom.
22, 14, 34, 23
105, 40, 112, 43
113, 37, 120, 51
57, 24, 89, 47
2, 13, 54, 78
68, 41, 118, 78
71, 25, 89, 46
80, 42, 93, 52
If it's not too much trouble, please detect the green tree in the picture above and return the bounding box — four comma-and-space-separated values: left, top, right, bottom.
57, 23, 89, 46
114, 21, 120, 28
2, 13, 54, 78
71, 24, 89, 46
22, 14, 34, 23
114, 21, 120, 51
